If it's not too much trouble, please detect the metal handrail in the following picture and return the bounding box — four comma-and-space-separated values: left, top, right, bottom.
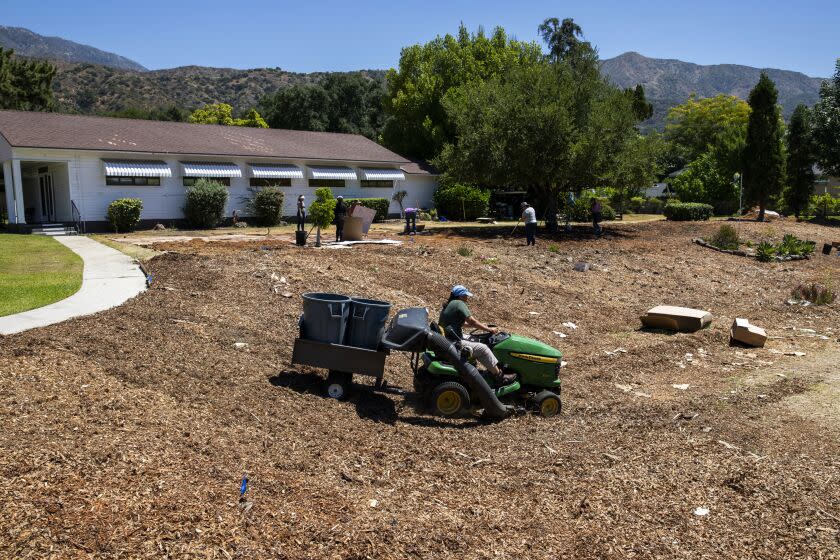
70, 199, 84, 234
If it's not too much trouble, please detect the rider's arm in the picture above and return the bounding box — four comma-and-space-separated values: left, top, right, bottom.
465, 315, 499, 334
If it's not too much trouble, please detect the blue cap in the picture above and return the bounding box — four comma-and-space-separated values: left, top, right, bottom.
451, 285, 473, 298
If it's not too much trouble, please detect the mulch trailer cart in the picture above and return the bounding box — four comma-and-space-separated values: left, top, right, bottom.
291, 293, 563, 419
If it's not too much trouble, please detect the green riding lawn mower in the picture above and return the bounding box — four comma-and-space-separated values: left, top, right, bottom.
291, 294, 563, 420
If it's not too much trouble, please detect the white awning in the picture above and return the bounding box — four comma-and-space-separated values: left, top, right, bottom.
360, 168, 405, 181
308, 166, 357, 181
249, 164, 304, 179
103, 160, 172, 177
181, 162, 242, 178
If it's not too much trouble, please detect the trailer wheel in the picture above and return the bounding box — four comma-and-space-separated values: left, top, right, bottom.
325, 371, 352, 400
431, 382, 470, 417
535, 390, 561, 417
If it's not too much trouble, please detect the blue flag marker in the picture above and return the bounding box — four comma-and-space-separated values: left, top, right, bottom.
240, 476, 248, 496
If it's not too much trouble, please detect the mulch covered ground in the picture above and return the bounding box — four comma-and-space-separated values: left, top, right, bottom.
1, 219, 839, 558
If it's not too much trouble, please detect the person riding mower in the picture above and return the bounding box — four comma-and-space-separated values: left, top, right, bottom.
439, 285, 516, 385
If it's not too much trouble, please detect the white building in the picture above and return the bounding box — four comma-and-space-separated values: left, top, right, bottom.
0, 110, 438, 231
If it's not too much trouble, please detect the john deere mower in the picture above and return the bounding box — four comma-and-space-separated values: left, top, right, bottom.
291, 295, 563, 420
413, 324, 562, 417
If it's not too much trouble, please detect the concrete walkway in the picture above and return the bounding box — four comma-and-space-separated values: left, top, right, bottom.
0, 236, 147, 336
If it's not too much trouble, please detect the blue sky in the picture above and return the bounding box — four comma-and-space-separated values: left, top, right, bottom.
2, 0, 838, 77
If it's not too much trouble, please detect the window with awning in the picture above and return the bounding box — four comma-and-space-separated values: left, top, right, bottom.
308, 166, 357, 181
181, 162, 242, 178
359, 168, 405, 181
249, 164, 303, 179
103, 160, 172, 177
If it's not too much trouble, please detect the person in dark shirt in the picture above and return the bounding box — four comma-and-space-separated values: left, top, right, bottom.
591, 198, 603, 238
335, 196, 347, 242
439, 285, 516, 385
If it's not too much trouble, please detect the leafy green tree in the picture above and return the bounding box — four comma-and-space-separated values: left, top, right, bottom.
437, 61, 642, 227
382, 24, 542, 160
601, 132, 665, 209
308, 187, 336, 246
743, 73, 785, 221
783, 104, 815, 218
188, 103, 268, 128
0, 47, 56, 111
538, 17, 589, 62
260, 74, 384, 139
812, 59, 840, 176
624, 85, 654, 121
665, 94, 750, 166
670, 151, 739, 214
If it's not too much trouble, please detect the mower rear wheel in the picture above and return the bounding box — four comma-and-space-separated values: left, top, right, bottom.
535, 390, 561, 417
431, 382, 470, 417
325, 371, 352, 400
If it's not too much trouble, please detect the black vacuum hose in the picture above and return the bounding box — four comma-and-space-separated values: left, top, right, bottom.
424, 331, 512, 419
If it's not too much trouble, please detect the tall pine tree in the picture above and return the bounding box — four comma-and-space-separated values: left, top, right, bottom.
812, 59, 840, 176
743, 72, 784, 221
0, 47, 55, 111
783, 104, 815, 218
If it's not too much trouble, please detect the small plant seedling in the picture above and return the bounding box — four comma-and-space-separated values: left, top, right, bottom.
548, 244, 560, 253
456, 246, 473, 257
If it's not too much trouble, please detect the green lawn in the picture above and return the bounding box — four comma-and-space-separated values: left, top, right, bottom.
0, 234, 83, 317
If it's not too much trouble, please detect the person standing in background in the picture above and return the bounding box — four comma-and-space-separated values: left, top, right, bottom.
521, 201, 537, 246
296, 195, 306, 232
334, 196, 347, 242
591, 197, 603, 238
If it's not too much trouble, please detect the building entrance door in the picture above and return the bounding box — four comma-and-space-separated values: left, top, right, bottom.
38, 172, 55, 222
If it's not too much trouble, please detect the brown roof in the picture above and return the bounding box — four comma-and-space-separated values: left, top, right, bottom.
0, 110, 410, 164
400, 159, 439, 176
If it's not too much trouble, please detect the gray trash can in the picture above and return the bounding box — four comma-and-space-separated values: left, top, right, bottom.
301, 293, 351, 344
346, 297, 392, 349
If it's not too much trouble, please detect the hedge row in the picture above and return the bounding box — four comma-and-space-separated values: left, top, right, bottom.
432, 184, 490, 221
663, 202, 714, 221
346, 198, 389, 222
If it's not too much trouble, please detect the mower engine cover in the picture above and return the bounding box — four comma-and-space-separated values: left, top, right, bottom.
381, 307, 430, 352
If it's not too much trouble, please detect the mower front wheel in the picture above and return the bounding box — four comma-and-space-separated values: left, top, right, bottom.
325, 370, 352, 400
431, 382, 470, 417
535, 390, 562, 417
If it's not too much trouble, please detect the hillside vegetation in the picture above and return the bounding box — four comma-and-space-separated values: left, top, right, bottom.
51, 61, 386, 115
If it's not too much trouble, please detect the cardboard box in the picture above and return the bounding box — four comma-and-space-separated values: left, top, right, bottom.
730, 318, 767, 347
640, 305, 713, 332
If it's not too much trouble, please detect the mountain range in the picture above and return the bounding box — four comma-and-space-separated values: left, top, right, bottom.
0, 25, 829, 129
600, 51, 826, 128
0, 25, 146, 71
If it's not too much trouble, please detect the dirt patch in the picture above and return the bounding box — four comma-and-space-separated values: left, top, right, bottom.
1, 219, 838, 558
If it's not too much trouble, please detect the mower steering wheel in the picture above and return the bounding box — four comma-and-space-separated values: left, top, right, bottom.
469, 325, 498, 336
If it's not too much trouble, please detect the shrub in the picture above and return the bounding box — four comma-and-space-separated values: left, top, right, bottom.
244, 186, 285, 226
777, 234, 815, 257
756, 241, 776, 262
183, 179, 228, 228
707, 224, 740, 250
663, 202, 713, 221
456, 246, 473, 257
790, 283, 836, 305
433, 184, 490, 221
628, 196, 664, 214
346, 198, 389, 222
810, 193, 839, 219
568, 194, 616, 222
106, 198, 143, 233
